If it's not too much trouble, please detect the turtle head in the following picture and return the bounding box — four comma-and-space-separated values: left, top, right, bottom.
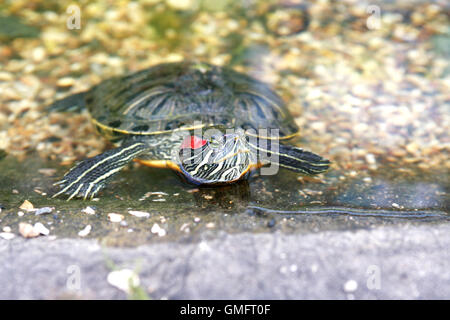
178, 132, 253, 185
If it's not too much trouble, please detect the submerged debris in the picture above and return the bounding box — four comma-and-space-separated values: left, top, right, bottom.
19, 200, 34, 212
34, 207, 53, 216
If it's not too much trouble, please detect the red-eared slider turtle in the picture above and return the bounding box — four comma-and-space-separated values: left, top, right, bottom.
49, 62, 330, 200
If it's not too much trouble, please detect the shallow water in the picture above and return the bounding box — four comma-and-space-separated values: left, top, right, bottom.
0, 149, 447, 246
0, 0, 448, 246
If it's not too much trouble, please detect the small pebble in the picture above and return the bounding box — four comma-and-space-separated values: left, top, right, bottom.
81, 206, 96, 215
31, 47, 46, 62
108, 213, 124, 222
0, 72, 13, 81
128, 210, 150, 218
363, 177, 372, 183
0, 232, 15, 240
107, 269, 140, 294
19, 222, 40, 238
57, 77, 75, 87
406, 142, 419, 154
365, 153, 376, 165
267, 218, 276, 228
78, 225, 91, 237
33, 189, 47, 196
3, 226, 12, 233
167, 0, 193, 10
343, 280, 358, 292
119, 220, 128, 227
151, 223, 166, 236
33, 222, 50, 236
151, 223, 161, 233
348, 171, 357, 177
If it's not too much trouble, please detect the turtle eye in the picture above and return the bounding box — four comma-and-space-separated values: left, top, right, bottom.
180, 136, 207, 150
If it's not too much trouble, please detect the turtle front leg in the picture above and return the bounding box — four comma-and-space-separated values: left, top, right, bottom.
52, 142, 148, 200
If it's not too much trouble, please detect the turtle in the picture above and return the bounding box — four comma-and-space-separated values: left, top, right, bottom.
48, 61, 330, 200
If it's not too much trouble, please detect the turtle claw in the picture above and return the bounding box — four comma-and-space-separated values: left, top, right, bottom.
51, 161, 105, 200
53, 179, 67, 186
52, 178, 105, 201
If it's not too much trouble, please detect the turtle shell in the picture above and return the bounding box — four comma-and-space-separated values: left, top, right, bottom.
86, 61, 299, 140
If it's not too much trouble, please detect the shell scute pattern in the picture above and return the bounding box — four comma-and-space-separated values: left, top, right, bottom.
85, 62, 299, 139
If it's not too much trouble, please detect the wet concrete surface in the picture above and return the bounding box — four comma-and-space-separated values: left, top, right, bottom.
0, 152, 448, 245
2, 224, 450, 299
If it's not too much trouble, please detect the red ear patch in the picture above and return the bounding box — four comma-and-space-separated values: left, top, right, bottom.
180, 136, 207, 149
